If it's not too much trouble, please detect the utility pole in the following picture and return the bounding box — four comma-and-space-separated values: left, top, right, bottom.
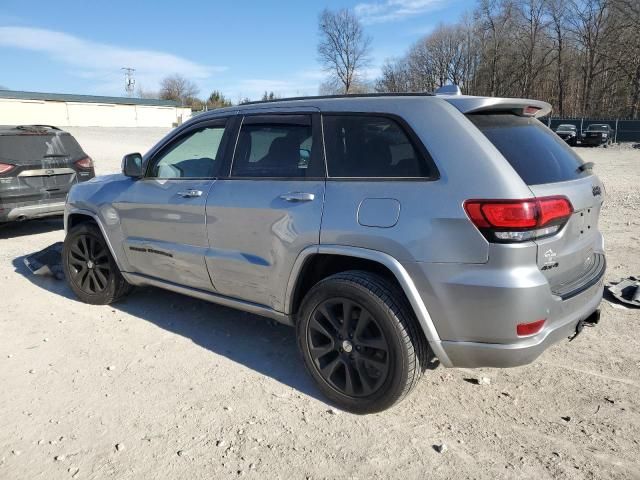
121, 67, 135, 97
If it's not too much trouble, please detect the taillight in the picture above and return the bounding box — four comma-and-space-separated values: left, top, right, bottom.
464, 196, 573, 243
75, 156, 94, 169
523, 106, 541, 116
517, 319, 546, 336
0, 162, 15, 175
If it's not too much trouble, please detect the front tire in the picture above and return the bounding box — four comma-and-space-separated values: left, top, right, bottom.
296, 271, 428, 414
63, 223, 132, 305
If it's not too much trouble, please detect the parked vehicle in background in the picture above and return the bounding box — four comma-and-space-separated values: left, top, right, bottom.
0, 125, 95, 223
62, 91, 605, 413
581, 124, 613, 147
555, 124, 578, 146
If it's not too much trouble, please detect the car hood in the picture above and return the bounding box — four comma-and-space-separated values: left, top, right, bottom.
87, 173, 126, 184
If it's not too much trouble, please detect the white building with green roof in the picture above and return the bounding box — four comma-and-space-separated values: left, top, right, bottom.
0, 90, 191, 127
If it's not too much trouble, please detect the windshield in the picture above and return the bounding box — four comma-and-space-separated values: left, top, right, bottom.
557, 125, 575, 131
586, 124, 609, 131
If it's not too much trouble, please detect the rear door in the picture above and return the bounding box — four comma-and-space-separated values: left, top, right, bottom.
113, 118, 232, 291
468, 114, 605, 296
204, 112, 325, 311
0, 128, 90, 204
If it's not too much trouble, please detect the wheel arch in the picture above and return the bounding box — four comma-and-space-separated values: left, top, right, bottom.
65, 208, 125, 271
285, 245, 452, 367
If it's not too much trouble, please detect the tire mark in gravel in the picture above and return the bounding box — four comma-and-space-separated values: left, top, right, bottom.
539, 362, 640, 389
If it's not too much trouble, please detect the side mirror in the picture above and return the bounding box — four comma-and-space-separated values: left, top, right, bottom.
122, 153, 143, 178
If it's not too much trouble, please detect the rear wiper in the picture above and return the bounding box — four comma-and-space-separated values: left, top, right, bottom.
43, 154, 68, 158
577, 162, 594, 172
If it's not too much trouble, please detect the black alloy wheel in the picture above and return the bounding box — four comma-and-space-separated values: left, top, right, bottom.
67, 233, 112, 294
307, 298, 391, 397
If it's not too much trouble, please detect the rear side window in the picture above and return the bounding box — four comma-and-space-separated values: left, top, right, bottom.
468, 114, 588, 185
231, 114, 322, 178
0, 133, 85, 165
323, 115, 434, 178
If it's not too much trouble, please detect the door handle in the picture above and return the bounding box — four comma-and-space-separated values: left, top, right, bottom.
279, 192, 315, 202
177, 189, 203, 198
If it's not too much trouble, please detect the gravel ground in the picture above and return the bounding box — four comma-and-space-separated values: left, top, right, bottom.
0, 137, 639, 479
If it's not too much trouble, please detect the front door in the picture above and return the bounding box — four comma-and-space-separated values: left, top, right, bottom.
205, 113, 325, 311
114, 119, 230, 291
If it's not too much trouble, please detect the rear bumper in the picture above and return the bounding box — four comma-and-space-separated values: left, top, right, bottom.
403, 247, 606, 368
0, 199, 66, 222
439, 280, 604, 367
581, 137, 607, 145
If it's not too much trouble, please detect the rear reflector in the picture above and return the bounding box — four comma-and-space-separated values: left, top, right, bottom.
75, 157, 94, 169
464, 196, 573, 243
0, 162, 15, 175
517, 319, 546, 336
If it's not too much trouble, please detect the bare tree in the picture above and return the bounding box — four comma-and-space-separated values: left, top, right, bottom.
547, 0, 569, 116
611, 0, 640, 117
318, 8, 372, 94
567, 0, 614, 116
159, 74, 200, 106
136, 85, 158, 99
373, 0, 638, 118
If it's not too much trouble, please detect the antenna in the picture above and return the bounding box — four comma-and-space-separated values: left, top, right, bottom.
121, 67, 136, 97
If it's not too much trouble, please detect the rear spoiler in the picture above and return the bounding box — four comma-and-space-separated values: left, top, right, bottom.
442, 96, 552, 118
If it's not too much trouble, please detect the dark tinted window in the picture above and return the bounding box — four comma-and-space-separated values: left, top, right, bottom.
0, 133, 85, 165
323, 115, 433, 178
231, 115, 321, 178
150, 124, 226, 178
468, 114, 589, 185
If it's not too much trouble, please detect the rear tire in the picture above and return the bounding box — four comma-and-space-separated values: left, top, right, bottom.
296, 270, 428, 414
63, 223, 132, 305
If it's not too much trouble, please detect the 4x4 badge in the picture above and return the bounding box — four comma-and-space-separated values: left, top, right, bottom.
592, 185, 602, 196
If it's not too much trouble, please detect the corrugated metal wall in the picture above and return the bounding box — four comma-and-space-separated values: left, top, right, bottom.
0, 98, 192, 128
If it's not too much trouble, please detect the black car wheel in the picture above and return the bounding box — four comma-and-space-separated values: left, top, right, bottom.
63, 223, 132, 304
297, 271, 428, 414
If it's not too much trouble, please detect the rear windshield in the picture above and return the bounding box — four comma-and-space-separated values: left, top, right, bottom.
468, 114, 589, 185
0, 133, 85, 165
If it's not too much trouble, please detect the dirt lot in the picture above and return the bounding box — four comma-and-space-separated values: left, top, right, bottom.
1, 134, 639, 479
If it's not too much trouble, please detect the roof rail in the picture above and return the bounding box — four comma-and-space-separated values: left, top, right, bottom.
16, 125, 61, 131
241, 92, 433, 106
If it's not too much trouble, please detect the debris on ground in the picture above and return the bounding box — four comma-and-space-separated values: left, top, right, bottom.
607, 276, 640, 308
434, 443, 448, 453
23, 243, 64, 280
464, 377, 491, 386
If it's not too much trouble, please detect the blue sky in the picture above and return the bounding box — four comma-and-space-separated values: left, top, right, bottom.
0, 0, 472, 101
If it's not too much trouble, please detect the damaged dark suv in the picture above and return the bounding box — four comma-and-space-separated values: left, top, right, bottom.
0, 125, 95, 223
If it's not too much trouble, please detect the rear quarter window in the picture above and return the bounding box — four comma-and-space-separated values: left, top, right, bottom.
322, 115, 436, 178
468, 114, 589, 185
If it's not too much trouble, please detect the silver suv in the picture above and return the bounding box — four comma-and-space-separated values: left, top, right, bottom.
63, 91, 605, 413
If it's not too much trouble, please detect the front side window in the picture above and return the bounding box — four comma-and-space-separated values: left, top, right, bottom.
323, 115, 434, 178
231, 115, 321, 178
149, 124, 226, 179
